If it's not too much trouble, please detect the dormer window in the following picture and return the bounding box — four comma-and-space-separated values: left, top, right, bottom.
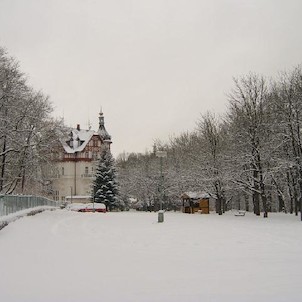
77, 136, 81, 147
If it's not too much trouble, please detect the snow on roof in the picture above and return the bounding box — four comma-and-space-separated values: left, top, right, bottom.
65, 195, 91, 199
98, 127, 111, 141
61, 129, 95, 154
181, 191, 211, 199
61, 113, 111, 154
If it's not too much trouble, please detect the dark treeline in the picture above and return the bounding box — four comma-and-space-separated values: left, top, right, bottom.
117, 66, 302, 219
0, 47, 63, 195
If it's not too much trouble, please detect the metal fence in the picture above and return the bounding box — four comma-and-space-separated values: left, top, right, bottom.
0, 195, 59, 217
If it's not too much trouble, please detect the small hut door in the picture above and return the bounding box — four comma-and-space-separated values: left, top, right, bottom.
199, 199, 209, 214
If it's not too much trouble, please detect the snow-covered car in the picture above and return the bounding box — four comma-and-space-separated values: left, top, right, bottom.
66, 203, 86, 211
60, 201, 68, 209
77, 203, 106, 213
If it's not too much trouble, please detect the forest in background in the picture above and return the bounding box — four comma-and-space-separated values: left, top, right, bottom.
117, 66, 302, 219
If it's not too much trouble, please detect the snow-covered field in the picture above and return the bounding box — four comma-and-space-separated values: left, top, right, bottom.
0, 209, 301, 302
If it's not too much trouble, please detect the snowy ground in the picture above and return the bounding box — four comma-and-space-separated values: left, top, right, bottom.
0, 209, 301, 302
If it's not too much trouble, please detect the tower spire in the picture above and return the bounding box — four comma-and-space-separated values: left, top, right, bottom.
97, 108, 111, 142
99, 108, 104, 127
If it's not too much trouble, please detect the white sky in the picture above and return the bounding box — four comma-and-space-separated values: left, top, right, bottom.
1, 0, 302, 156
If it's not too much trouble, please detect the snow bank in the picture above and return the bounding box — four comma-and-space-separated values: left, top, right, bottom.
0, 206, 57, 230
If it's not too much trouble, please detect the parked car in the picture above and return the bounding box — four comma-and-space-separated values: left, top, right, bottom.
60, 201, 68, 209
67, 203, 86, 211
77, 203, 106, 213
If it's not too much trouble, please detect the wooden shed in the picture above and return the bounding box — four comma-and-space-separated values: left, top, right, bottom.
181, 192, 211, 214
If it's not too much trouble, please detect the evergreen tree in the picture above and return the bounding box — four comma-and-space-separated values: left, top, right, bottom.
92, 150, 119, 211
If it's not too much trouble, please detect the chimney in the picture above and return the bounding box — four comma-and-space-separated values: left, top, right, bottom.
76, 124, 80, 131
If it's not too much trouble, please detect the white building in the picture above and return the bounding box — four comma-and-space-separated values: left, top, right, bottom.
52, 111, 111, 202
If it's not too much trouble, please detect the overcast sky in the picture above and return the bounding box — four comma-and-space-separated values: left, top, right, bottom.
1, 0, 302, 156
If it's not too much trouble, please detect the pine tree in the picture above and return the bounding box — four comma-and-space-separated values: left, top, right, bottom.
92, 150, 119, 211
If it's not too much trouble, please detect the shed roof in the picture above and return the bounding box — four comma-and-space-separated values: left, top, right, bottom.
181, 191, 211, 200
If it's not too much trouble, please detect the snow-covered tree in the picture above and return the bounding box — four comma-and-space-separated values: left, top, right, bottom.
0, 46, 64, 195
227, 73, 271, 217
116, 66, 302, 220
92, 150, 119, 211
269, 67, 302, 216
117, 151, 158, 210
197, 112, 229, 214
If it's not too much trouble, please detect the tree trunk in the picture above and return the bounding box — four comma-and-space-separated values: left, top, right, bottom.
252, 159, 261, 215
292, 169, 299, 216
244, 193, 249, 212
256, 148, 268, 218
261, 191, 268, 218
215, 182, 222, 215
271, 176, 286, 213
0, 136, 7, 192
287, 171, 294, 214
217, 197, 222, 215
260, 175, 268, 218
298, 169, 302, 221
277, 193, 285, 212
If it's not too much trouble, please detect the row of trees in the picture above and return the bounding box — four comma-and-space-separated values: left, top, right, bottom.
117, 66, 302, 219
0, 47, 63, 195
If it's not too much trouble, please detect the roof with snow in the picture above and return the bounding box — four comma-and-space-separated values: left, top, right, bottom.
181, 191, 211, 200
62, 129, 95, 154
61, 112, 112, 154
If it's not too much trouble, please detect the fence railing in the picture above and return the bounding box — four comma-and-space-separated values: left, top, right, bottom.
0, 195, 59, 217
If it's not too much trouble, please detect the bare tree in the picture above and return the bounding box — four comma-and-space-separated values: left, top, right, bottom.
227, 73, 270, 217
0, 46, 64, 195
197, 112, 227, 214
270, 67, 302, 219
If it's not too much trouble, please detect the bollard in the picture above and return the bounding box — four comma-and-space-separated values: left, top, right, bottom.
158, 210, 164, 223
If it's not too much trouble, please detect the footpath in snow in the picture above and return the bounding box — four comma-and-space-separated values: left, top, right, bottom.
0, 209, 301, 302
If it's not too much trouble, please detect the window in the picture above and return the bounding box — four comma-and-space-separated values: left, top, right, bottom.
85, 167, 89, 175
55, 190, 59, 201
61, 167, 64, 176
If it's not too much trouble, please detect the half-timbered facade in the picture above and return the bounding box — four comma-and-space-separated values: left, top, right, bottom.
52, 111, 111, 202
